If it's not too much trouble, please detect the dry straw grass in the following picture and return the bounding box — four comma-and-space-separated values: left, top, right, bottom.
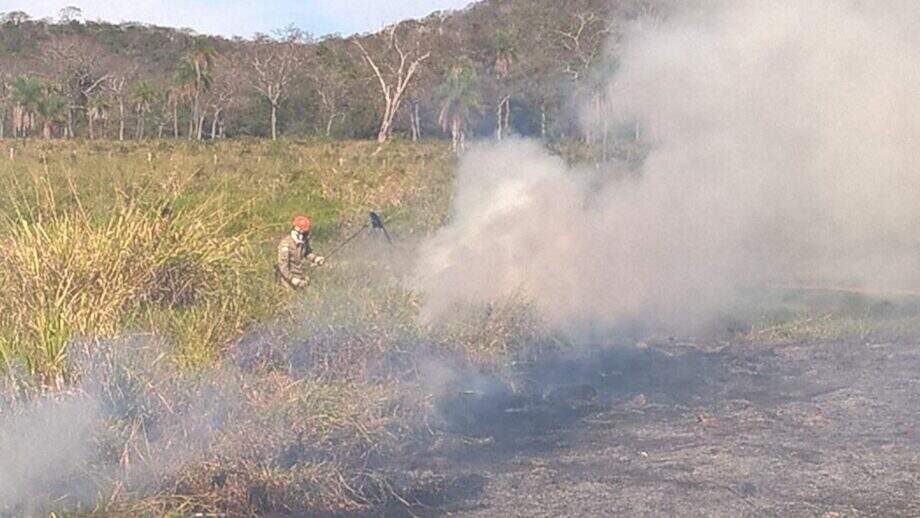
0, 186, 253, 385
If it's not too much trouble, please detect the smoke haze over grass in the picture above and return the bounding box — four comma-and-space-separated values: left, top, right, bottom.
0, 395, 99, 510
414, 0, 920, 334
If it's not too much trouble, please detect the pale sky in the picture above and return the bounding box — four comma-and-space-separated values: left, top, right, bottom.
0, 0, 474, 38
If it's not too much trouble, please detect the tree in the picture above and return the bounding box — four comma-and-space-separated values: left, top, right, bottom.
490, 29, 518, 141
550, 10, 609, 83
242, 27, 308, 140
58, 6, 83, 24
353, 24, 431, 143
10, 76, 43, 137
11, 77, 65, 139
35, 87, 67, 139
309, 41, 355, 138
169, 68, 193, 139
131, 81, 158, 140
2, 11, 30, 25
179, 37, 217, 140
85, 91, 110, 139
550, 10, 611, 144
0, 73, 10, 139
436, 59, 481, 152
42, 35, 113, 138
107, 72, 136, 141
205, 53, 242, 139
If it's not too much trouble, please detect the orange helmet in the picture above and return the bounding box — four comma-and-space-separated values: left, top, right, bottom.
292, 215, 312, 233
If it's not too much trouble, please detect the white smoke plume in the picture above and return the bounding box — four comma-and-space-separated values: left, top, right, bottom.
414, 0, 920, 334
0, 395, 100, 510
0, 338, 244, 512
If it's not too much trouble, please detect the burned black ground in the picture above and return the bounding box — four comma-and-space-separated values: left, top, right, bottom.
383, 337, 920, 517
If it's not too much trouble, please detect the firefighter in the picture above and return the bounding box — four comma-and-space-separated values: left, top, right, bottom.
277, 215, 325, 288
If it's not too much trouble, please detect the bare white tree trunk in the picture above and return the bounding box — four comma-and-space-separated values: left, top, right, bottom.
172, 96, 179, 138
496, 100, 503, 141
410, 102, 420, 142
540, 102, 547, 139
377, 106, 393, 143
244, 30, 305, 143
118, 99, 125, 141
196, 114, 205, 140
503, 97, 511, 137
451, 118, 460, 152
354, 33, 430, 144
192, 90, 201, 139
211, 108, 221, 139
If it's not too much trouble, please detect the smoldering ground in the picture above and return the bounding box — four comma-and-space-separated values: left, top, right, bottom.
413, 0, 920, 336
0, 337, 248, 514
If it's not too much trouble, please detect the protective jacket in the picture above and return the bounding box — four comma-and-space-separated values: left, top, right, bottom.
277, 232, 315, 286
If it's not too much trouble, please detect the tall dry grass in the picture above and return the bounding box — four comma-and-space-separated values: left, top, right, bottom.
0, 176, 259, 385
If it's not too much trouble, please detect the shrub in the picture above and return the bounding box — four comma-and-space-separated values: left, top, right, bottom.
0, 196, 253, 382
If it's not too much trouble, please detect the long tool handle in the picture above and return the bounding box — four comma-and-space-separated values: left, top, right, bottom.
325, 224, 368, 259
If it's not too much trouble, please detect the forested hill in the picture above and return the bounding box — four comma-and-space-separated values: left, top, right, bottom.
0, 1, 661, 143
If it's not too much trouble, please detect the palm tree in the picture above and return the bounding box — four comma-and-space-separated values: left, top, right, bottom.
36, 89, 66, 139
436, 59, 482, 152
85, 93, 110, 139
180, 37, 216, 139
10, 76, 43, 137
11, 76, 65, 139
166, 80, 185, 139
171, 62, 196, 138
131, 81, 158, 140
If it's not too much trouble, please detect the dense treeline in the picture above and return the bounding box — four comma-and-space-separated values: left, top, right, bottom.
0, 1, 663, 147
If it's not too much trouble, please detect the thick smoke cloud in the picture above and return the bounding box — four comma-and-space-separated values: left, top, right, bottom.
414, 0, 920, 334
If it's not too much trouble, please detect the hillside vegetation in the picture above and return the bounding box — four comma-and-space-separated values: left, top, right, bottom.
0, 0, 658, 148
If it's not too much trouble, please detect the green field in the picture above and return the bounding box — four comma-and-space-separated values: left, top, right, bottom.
1, 140, 918, 515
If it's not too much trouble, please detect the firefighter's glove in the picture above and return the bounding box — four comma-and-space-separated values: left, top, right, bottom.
312, 256, 326, 267
291, 277, 307, 288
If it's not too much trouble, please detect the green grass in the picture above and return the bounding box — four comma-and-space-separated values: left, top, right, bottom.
739, 287, 920, 344
0, 139, 455, 376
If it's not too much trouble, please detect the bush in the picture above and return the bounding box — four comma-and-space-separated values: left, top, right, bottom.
0, 192, 254, 383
